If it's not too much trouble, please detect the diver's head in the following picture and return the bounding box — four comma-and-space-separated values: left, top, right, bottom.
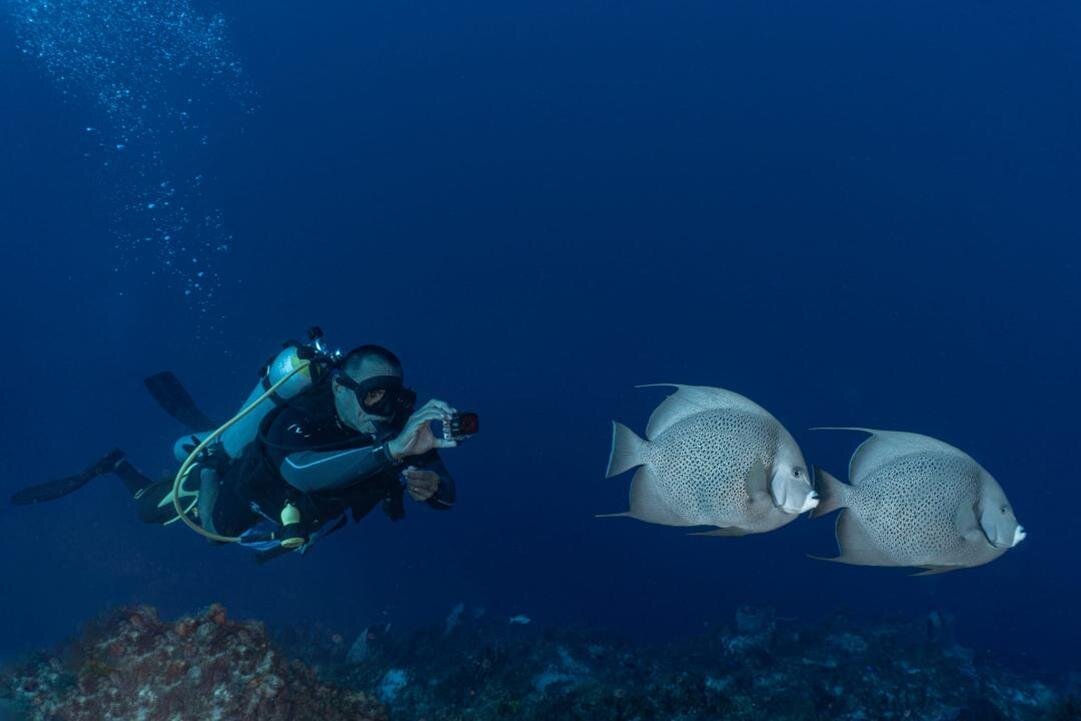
333, 345, 415, 434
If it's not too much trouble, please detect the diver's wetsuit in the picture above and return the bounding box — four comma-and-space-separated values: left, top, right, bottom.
199, 384, 455, 543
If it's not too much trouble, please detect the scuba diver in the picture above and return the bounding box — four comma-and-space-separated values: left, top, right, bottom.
10, 329, 477, 562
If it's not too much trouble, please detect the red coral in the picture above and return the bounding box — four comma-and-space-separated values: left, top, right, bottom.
208, 603, 229, 626
2, 605, 385, 721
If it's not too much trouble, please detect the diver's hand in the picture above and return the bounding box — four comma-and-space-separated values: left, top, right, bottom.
387, 399, 458, 460
403, 467, 441, 501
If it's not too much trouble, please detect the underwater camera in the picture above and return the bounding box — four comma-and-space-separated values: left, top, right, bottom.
442, 412, 479, 442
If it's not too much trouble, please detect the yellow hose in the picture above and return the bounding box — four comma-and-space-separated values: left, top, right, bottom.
171, 360, 312, 544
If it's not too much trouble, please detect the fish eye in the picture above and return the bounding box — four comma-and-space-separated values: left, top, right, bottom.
1000, 505, 1008, 514
792, 468, 803, 478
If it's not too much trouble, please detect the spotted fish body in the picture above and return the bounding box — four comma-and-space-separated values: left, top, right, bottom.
812, 428, 1026, 573
844, 453, 986, 566
604, 385, 818, 535
645, 410, 781, 528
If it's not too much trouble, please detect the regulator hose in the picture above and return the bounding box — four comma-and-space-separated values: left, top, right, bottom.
171, 360, 312, 544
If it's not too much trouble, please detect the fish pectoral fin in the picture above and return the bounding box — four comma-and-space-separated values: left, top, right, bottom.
595, 512, 632, 519
690, 526, 749, 537
910, 566, 963, 577
743, 459, 770, 502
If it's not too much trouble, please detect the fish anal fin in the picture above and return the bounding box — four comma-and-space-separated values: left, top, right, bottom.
619, 465, 687, 526
910, 566, 963, 577
690, 526, 749, 537
833, 509, 894, 566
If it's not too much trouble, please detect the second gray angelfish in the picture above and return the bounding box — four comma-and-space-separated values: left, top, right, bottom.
811, 428, 1026, 574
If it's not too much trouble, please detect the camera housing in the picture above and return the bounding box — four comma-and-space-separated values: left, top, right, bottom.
443, 412, 479, 442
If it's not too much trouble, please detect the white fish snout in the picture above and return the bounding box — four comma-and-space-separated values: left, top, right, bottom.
1012, 526, 1026, 547
782, 489, 819, 515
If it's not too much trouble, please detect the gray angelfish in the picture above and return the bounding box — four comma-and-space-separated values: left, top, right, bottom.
602, 384, 818, 536
811, 427, 1026, 574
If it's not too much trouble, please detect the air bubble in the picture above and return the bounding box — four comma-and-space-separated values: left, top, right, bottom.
10, 0, 254, 328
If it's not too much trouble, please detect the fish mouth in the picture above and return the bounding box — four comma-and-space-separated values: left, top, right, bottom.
786, 491, 819, 515
802, 490, 820, 513
1011, 526, 1026, 547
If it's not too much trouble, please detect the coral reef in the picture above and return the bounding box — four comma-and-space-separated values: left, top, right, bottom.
289, 606, 1077, 721
0, 605, 383, 721
4, 603, 1077, 721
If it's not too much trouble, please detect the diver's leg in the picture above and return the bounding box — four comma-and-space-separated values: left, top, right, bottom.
84, 448, 126, 477
198, 465, 259, 539
132, 480, 179, 524
113, 457, 155, 496
197, 468, 222, 534
110, 456, 181, 524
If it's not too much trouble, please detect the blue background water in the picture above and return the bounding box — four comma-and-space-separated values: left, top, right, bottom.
1, 0, 1077, 677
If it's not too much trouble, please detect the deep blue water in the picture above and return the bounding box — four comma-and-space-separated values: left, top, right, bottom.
1, 0, 1077, 679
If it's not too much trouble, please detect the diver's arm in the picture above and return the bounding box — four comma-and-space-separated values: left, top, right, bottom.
279, 445, 397, 493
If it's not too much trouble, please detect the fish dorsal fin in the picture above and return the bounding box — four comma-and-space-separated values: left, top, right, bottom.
637, 384, 768, 441
810, 427, 966, 484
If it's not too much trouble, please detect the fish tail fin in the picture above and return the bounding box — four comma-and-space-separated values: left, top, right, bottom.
606, 421, 647, 477
810, 466, 850, 518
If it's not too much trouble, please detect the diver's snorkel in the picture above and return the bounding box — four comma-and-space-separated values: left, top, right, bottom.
170, 327, 341, 547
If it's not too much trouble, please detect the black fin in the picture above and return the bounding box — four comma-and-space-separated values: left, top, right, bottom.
10, 449, 125, 506
11, 474, 94, 505
144, 371, 216, 431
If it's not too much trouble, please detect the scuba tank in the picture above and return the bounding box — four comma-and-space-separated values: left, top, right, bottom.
219, 327, 341, 459
164, 328, 342, 548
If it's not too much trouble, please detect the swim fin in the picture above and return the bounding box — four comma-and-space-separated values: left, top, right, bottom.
144, 371, 216, 432
10, 448, 125, 506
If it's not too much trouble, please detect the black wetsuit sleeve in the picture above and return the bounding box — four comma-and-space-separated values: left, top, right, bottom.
279, 444, 397, 493
415, 450, 455, 510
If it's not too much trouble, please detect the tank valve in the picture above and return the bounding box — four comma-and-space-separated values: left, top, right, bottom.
279, 502, 306, 549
